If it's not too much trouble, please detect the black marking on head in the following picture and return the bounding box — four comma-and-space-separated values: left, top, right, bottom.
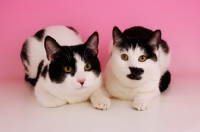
112, 26, 127, 50
85, 31, 99, 56
20, 40, 29, 65
127, 67, 144, 80
48, 52, 76, 83
41, 65, 48, 79
69, 31, 101, 77
159, 71, 171, 92
47, 32, 101, 83
34, 29, 44, 41
160, 40, 170, 54
112, 26, 171, 62
44, 36, 63, 62
142, 43, 158, 62
124, 26, 169, 54
67, 26, 79, 34
146, 30, 161, 51
25, 60, 44, 86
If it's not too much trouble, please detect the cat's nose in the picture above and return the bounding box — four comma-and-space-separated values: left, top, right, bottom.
77, 79, 85, 85
129, 67, 144, 75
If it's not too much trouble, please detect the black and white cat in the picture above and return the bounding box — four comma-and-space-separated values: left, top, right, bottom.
104, 26, 171, 111
20, 25, 110, 109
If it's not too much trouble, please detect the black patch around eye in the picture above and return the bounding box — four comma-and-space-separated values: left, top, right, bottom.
48, 51, 76, 84
85, 58, 101, 77
142, 44, 158, 62
34, 29, 45, 41
82, 52, 101, 77
71, 45, 101, 77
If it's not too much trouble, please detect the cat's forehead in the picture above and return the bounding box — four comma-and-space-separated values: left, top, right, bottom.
120, 44, 145, 54
61, 46, 92, 62
119, 38, 155, 54
126, 38, 146, 49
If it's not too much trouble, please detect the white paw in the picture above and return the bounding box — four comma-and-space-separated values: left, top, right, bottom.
132, 97, 149, 111
91, 96, 111, 110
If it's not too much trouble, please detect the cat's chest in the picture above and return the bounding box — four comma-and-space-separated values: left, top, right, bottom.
106, 76, 141, 100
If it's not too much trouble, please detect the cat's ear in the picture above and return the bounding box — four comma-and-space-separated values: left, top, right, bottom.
85, 31, 99, 55
112, 26, 125, 47
44, 36, 62, 62
147, 30, 161, 50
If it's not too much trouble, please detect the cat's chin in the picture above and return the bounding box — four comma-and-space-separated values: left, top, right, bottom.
76, 86, 87, 90
127, 74, 142, 80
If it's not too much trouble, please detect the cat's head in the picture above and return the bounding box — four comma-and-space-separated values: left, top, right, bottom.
44, 32, 101, 93
110, 26, 161, 81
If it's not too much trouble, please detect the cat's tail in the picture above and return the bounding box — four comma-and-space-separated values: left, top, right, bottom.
159, 71, 171, 92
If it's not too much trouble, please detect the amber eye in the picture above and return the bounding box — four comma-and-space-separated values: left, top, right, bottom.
121, 54, 129, 61
84, 63, 92, 71
63, 66, 73, 73
138, 55, 147, 62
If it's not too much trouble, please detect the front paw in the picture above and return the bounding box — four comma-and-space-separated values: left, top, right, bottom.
91, 96, 111, 110
132, 97, 149, 111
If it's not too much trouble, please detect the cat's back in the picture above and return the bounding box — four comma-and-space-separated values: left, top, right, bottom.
20, 25, 83, 83
42, 26, 82, 46
28, 25, 82, 46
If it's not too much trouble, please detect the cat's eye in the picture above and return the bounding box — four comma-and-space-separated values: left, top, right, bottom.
63, 66, 73, 73
84, 63, 92, 71
121, 54, 129, 61
138, 55, 147, 62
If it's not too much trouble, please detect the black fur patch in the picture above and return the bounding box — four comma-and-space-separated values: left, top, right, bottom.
123, 26, 153, 39
25, 60, 44, 86
48, 50, 76, 83
160, 40, 169, 54
113, 27, 160, 62
48, 44, 101, 83
127, 67, 144, 80
123, 26, 169, 54
41, 65, 48, 79
20, 41, 29, 65
67, 26, 78, 34
73, 44, 101, 76
34, 29, 45, 41
159, 71, 171, 92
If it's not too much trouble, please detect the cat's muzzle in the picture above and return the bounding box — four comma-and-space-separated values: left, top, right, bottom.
127, 67, 144, 80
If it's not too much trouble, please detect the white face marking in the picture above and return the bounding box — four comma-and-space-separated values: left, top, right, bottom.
126, 45, 145, 68
74, 54, 86, 82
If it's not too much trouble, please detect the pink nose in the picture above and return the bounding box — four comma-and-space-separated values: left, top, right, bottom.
77, 79, 85, 85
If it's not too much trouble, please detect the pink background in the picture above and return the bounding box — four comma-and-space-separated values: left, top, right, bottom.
1, 0, 200, 81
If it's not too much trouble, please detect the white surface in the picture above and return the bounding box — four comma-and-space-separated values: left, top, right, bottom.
0, 78, 200, 132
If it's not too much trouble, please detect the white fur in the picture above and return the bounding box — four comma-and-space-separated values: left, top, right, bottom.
24, 26, 110, 109
24, 26, 83, 78
104, 43, 170, 111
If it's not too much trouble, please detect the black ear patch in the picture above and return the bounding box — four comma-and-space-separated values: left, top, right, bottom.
147, 30, 161, 51
112, 26, 125, 47
44, 36, 63, 62
85, 32, 99, 56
